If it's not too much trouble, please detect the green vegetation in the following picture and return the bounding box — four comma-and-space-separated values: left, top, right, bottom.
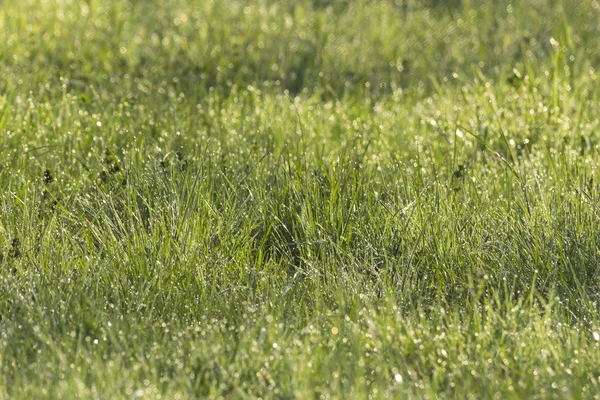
2, 0, 600, 398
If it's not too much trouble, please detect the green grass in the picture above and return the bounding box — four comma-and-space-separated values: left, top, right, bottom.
2, 0, 600, 398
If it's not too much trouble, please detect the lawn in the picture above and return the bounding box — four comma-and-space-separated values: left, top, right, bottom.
2, 0, 600, 398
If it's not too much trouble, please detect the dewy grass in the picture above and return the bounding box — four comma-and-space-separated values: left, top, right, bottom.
2, 0, 600, 398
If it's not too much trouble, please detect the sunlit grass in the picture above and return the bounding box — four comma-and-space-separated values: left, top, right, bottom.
1, 0, 600, 398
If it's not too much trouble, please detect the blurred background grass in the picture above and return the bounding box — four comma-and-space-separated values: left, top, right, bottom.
2, 0, 599, 97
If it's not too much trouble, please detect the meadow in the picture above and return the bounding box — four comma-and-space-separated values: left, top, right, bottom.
1, 0, 600, 398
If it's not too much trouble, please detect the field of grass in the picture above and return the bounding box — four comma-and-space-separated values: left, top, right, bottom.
2, 0, 600, 398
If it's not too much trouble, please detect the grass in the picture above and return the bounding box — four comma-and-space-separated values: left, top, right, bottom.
2, 0, 600, 398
